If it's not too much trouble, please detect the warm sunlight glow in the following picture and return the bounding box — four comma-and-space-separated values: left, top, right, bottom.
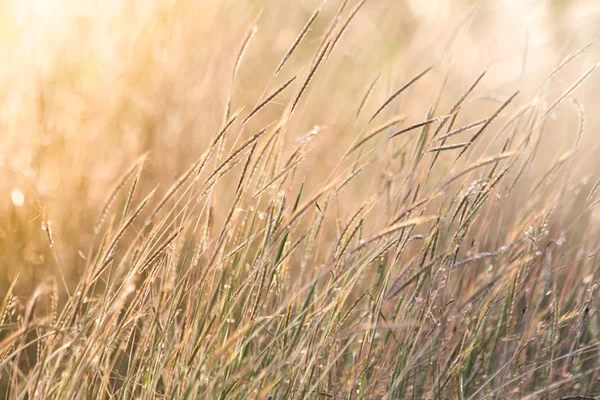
0, 0, 599, 398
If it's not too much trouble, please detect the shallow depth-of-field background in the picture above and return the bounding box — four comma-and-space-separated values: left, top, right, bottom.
2, 0, 600, 398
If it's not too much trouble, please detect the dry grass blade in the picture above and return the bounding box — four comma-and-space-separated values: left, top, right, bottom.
0, 275, 19, 324
279, 179, 338, 233
537, 43, 593, 89
242, 75, 297, 124
94, 152, 149, 234
252, 157, 303, 199
437, 118, 488, 141
355, 215, 438, 251
428, 71, 487, 172
290, 42, 330, 114
347, 113, 406, 154
316, 0, 351, 55
443, 151, 517, 188
449, 71, 486, 115
104, 188, 156, 259
428, 142, 469, 152
225, 23, 258, 121
539, 64, 597, 122
145, 111, 240, 226
203, 127, 268, 187
137, 225, 185, 273
369, 64, 437, 122
456, 91, 519, 160
388, 191, 443, 226
355, 73, 381, 120
327, 0, 369, 56
389, 116, 442, 139
120, 159, 145, 223
274, 8, 321, 76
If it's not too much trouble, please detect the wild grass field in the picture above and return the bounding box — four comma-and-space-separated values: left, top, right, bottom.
1, 0, 600, 398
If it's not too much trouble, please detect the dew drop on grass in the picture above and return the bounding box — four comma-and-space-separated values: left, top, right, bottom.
296, 125, 320, 144
258, 211, 266, 220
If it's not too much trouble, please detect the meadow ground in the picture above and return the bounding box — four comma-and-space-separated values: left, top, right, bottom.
1, 0, 600, 398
